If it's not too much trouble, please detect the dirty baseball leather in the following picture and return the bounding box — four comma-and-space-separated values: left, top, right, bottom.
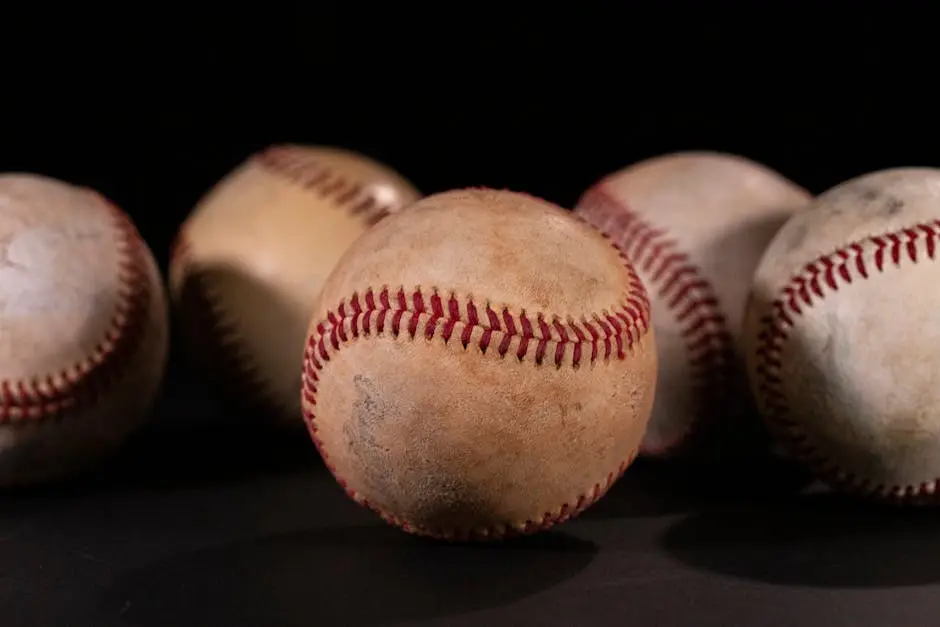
303, 188, 658, 536
1, 193, 935, 627
169, 146, 421, 428
0, 174, 169, 486
744, 167, 940, 499
577, 152, 812, 460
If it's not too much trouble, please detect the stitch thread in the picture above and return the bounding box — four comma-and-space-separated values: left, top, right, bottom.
576, 187, 734, 453
301, 235, 652, 540
0, 191, 151, 425
169, 232, 298, 419
753, 220, 940, 500
170, 144, 411, 417
256, 144, 397, 226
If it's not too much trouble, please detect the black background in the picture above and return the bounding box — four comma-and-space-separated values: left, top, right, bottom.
2, 7, 936, 271
4, 8, 940, 626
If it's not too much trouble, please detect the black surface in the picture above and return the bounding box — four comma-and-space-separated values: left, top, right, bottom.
5, 7, 940, 626
4, 365, 940, 627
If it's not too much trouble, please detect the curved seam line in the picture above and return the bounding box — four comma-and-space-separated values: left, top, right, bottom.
578, 185, 735, 452
753, 220, 940, 498
168, 231, 292, 414
167, 143, 420, 413
300, 230, 652, 540
254, 144, 402, 226
0, 191, 151, 424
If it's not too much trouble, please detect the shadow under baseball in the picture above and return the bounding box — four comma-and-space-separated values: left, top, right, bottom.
660, 492, 940, 588
96, 524, 597, 627
101, 418, 322, 487
582, 454, 813, 520
0, 409, 325, 501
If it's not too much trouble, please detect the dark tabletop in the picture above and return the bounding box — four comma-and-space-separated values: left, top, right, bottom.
4, 365, 940, 627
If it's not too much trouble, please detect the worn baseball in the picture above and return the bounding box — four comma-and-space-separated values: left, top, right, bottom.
0, 173, 168, 487
169, 144, 421, 428
301, 188, 657, 540
575, 151, 811, 459
744, 167, 940, 502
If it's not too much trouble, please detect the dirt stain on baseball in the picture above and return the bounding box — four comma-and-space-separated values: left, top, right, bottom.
352, 375, 388, 428
857, 186, 905, 217
558, 401, 584, 427
784, 222, 809, 252
0, 233, 25, 271
343, 373, 504, 530
882, 196, 904, 216
867, 380, 938, 471
345, 374, 396, 500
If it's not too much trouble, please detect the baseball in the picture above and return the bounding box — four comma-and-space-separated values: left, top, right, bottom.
744, 167, 940, 502
0, 173, 168, 487
575, 151, 811, 459
169, 144, 420, 429
301, 188, 657, 540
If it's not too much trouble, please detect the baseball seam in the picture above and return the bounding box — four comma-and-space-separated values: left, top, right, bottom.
168, 232, 293, 417
0, 192, 151, 425
169, 144, 409, 418
301, 237, 652, 541
753, 220, 940, 500
577, 187, 734, 454
256, 144, 398, 226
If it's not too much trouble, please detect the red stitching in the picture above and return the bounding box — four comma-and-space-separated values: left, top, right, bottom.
255, 144, 396, 226
301, 236, 652, 541
169, 230, 290, 417
576, 187, 734, 453
0, 191, 152, 425
169, 144, 414, 417
753, 220, 940, 501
